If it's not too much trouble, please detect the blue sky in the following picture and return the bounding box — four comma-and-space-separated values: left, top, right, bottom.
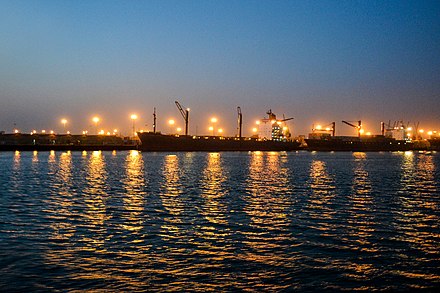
1, 0, 439, 136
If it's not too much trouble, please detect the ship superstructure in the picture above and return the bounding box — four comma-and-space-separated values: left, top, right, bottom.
255, 110, 293, 141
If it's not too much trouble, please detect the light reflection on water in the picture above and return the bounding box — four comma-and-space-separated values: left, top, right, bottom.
0, 151, 439, 291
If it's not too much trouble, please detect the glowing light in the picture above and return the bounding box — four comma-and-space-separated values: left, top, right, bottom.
50, 130, 54, 134
14, 129, 19, 133
428, 131, 433, 135
325, 127, 331, 131
316, 125, 322, 130
107, 132, 111, 135
419, 129, 424, 133
283, 127, 288, 131
168, 119, 175, 125
61, 118, 68, 133
41, 130, 46, 133
359, 129, 365, 135
67, 131, 71, 134
99, 130, 104, 135
256, 120, 261, 125
176, 127, 182, 132
218, 128, 223, 133
407, 133, 411, 137
252, 127, 258, 133
271, 120, 276, 124
211, 117, 218, 123
130, 114, 138, 137
92, 117, 100, 135
366, 132, 372, 136
113, 129, 118, 133
407, 127, 412, 131
208, 126, 214, 131
61, 118, 67, 133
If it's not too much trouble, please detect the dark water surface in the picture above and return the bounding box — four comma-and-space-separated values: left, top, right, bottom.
0, 150, 439, 291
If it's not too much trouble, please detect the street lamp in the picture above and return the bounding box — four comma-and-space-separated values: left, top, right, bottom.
61, 119, 67, 133
168, 119, 175, 134
210, 117, 218, 136
92, 117, 100, 135
131, 114, 138, 137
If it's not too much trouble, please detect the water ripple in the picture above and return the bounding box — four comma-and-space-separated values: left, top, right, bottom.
0, 151, 438, 291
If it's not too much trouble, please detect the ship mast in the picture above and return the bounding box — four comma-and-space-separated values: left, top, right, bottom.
153, 107, 156, 133
237, 106, 242, 140
175, 101, 189, 136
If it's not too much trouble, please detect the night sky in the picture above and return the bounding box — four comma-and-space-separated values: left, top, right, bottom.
1, 0, 439, 137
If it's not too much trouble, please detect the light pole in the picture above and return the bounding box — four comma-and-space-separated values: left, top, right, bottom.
92, 117, 100, 135
210, 117, 217, 136
61, 119, 67, 133
131, 114, 138, 138
168, 119, 175, 134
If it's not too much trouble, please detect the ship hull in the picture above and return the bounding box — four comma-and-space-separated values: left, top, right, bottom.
0, 133, 137, 151
305, 137, 413, 152
137, 132, 301, 152
428, 138, 440, 151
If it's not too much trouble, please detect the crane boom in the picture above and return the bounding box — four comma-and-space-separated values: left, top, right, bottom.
175, 101, 189, 136
342, 120, 362, 137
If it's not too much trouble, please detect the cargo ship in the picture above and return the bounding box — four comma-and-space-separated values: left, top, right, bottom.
137, 104, 301, 152
305, 120, 413, 151
0, 132, 137, 151
428, 137, 440, 151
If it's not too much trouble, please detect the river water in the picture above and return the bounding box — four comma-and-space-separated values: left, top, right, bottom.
0, 150, 439, 291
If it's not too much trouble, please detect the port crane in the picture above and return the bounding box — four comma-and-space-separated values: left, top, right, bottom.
175, 101, 189, 136
342, 120, 362, 137
237, 107, 243, 139
312, 122, 335, 137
